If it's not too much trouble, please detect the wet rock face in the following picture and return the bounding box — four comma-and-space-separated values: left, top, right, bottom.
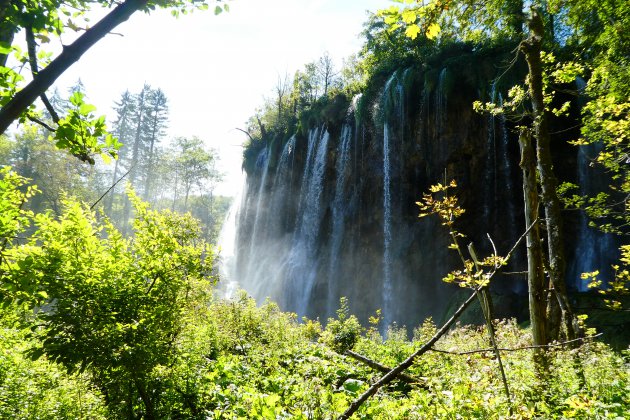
232, 60, 618, 329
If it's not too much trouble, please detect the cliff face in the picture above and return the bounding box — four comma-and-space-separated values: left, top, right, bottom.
231, 51, 618, 328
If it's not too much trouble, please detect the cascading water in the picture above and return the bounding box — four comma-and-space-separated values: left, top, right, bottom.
327, 125, 353, 317
216, 175, 245, 299
266, 135, 296, 236
286, 127, 330, 316
569, 143, 619, 291
382, 122, 393, 325
483, 84, 498, 223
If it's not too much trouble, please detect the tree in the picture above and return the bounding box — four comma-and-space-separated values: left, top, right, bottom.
143, 88, 169, 201
5, 193, 215, 418
0, 0, 228, 161
171, 136, 218, 212
107, 90, 136, 214
317, 51, 338, 96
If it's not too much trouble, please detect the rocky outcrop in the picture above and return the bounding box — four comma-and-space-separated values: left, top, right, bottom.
231, 49, 618, 328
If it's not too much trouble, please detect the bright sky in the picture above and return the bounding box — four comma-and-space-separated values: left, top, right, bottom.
51, 0, 392, 196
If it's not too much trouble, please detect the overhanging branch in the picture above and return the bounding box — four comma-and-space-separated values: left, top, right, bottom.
0, 0, 150, 134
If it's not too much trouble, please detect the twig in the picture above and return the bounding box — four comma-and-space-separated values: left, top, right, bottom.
429, 333, 603, 356
25, 26, 60, 123
26, 114, 56, 132
234, 127, 254, 142
90, 167, 132, 210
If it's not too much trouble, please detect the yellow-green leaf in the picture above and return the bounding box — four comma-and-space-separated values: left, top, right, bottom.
426, 22, 440, 40
402, 10, 417, 24
405, 24, 421, 39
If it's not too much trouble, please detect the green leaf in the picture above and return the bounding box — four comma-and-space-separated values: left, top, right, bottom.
0, 43, 12, 54
214, 5, 223, 15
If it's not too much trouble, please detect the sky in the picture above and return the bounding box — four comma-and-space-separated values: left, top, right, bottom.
51, 0, 393, 196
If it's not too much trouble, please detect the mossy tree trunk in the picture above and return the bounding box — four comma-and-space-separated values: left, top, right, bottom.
519, 128, 548, 359
521, 5, 577, 342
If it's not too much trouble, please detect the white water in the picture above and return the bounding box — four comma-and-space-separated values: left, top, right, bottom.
327, 125, 353, 316
216, 174, 246, 299
382, 123, 393, 325
285, 127, 330, 316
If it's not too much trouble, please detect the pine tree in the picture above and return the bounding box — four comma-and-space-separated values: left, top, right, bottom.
142, 88, 168, 201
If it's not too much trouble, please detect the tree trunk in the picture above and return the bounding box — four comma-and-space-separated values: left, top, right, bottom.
518, 128, 548, 353
122, 87, 147, 234
133, 377, 156, 420
0, 0, 16, 67
521, 6, 576, 342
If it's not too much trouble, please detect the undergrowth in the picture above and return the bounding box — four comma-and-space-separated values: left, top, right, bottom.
1, 293, 628, 419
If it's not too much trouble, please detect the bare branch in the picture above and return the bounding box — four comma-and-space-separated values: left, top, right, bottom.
26, 114, 56, 132
338, 219, 538, 419
234, 127, 254, 142
344, 350, 425, 386
430, 333, 603, 356
90, 167, 132, 210
25, 26, 60, 124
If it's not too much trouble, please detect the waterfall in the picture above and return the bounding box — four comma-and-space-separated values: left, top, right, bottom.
286, 127, 330, 316
327, 125, 353, 317
569, 144, 619, 291
483, 84, 498, 223
382, 122, 393, 325
243, 148, 272, 288
216, 175, 246, 299
267, 135, 297, 235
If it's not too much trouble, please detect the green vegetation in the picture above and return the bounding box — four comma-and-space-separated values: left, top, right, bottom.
1, 291, 628, 418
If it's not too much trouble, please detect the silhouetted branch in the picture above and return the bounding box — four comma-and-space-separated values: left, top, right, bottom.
234, 128, 254, 142
25, 26, 60, 124
0, 0, 150, 134
26, 115, 56, 132
90, 167, 132, 210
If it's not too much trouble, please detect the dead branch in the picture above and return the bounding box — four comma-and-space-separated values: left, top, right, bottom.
90, 167, 132, 210
344, 350, 425, 387
234, 128, 254, 142
429, 333, 603, 356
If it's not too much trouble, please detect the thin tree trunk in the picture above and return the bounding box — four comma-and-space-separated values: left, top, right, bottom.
133, 377, 156, 420
122, 88, 146, 234
518, 128, 548, 362
0, 0, 16, 67
522, 6, 576, 341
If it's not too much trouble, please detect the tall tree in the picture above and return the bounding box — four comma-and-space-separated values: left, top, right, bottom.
142, 88, 168, 201
171, 136, 217, 212
107, 90, 136, 215
121, 84, 150, 232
